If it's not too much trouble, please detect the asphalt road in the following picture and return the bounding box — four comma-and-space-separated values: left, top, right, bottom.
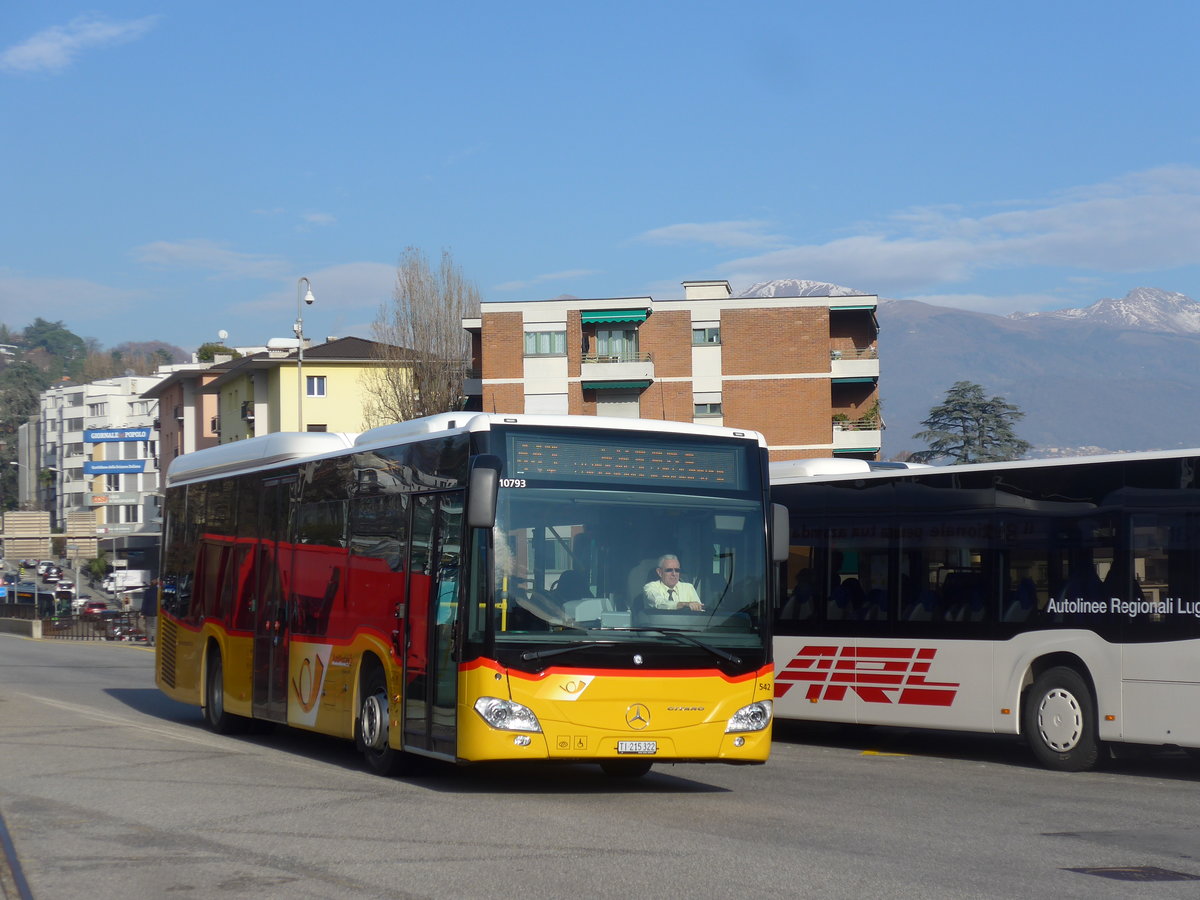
2, 633, 1199, 899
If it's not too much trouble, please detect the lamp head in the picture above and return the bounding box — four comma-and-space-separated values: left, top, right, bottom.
304, 289, 315, 305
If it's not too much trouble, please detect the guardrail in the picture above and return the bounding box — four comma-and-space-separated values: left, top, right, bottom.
0, 605, 152, 642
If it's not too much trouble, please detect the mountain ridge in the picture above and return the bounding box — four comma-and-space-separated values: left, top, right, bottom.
737, 281, 1200, 457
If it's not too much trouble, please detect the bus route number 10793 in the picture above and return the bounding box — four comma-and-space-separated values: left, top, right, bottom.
500, 478, 526, 488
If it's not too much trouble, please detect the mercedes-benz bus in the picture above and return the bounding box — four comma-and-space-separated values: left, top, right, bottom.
771, 450, 1200, 771
157, 413, 784, 776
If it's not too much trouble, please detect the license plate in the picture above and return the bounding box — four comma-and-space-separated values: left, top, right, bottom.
617, 740, 657, 755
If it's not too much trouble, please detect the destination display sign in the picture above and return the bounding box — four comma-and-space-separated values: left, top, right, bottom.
505, 430, 747, 490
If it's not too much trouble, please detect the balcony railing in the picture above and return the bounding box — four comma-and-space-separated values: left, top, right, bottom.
582, 352, 653, 364
832, 417, 884, 431
830, 347, 878, 360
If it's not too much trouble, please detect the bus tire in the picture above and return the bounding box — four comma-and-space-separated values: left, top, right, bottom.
600, 759, 652, 778
204, 650, 247, 735
357, 667, 409, 776
1022, 666, 1099, 772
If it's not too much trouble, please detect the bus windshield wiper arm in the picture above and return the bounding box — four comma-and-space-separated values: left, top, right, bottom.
520, 641, 602, 662
617, 627, 742, 665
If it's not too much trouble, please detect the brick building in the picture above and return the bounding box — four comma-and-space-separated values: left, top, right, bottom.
462, 280, 880, 461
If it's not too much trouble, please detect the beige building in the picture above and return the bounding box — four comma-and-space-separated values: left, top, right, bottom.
463, 280, 881, 461
198, 337, 397, 441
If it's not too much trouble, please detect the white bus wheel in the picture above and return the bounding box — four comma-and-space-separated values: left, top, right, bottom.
1022, 666, 1099, 772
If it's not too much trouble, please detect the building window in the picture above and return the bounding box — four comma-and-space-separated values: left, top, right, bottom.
87, 403, 107, 416
597, 328, 638, 358
523, 331, 566, 356
306, 375, 327, 397
307, 424, 328, 432
692, 327, 721, 345
694, 402, 723, 417
106, 474, 121, 491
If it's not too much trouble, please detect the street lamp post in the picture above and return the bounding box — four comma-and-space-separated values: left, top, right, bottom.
295, 277, 315, 432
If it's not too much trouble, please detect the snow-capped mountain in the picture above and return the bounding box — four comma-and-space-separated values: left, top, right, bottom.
728, 280, 1200, 455
736, 279, 868, 299
1009, 287, 1200, 334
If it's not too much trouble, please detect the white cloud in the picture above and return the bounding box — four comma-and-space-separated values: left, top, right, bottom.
134, 239, 290, 280
494, 269, 600, 292
897, 292, 1069, 317
234, 262, 397, 316
698, 166, 1200, 298
301, 212, 337, 227
0, 15, 160, 74
635, 220, 787, 249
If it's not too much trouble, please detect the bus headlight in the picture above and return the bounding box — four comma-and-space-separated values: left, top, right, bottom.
725, 700, 772, 733
473, 697, 543, 733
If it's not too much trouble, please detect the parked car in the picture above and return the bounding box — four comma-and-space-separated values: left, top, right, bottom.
102, 613, 145, 641
80, 600, 109, 619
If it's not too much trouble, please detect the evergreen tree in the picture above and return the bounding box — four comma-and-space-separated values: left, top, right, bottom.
911, 381, 1031, 463
22, 318, 87, 379
0, 361, 50, 509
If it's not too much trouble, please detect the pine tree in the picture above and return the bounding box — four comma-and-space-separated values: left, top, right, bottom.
911, 381, 1031, 463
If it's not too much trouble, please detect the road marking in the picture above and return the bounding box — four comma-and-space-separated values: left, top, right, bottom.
17, 693, 242, 751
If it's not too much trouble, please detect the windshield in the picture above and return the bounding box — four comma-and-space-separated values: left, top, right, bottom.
471, 485, 769, 669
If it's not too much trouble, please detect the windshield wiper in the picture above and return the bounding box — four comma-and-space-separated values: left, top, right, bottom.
520, 641, 606, 662
614, 627, 742, 665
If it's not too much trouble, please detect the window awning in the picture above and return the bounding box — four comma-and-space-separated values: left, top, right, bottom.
581, 380, 652, 390
830, 306, 879, 330
580, 309, 650, 324
832, 376, 878, 384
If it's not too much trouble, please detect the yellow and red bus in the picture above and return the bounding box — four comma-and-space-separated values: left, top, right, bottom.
156, 413, 784, 776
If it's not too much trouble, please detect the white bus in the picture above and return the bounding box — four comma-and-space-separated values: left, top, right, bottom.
770, 449, 1200, 771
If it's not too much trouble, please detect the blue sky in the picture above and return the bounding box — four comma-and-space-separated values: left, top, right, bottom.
2, 1, 1199, 353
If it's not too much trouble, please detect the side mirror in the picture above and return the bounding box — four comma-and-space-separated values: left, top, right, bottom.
771, 503, 789, 563
466, 454, 502, 529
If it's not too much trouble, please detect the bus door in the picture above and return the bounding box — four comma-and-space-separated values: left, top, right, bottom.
253, 476, 294, 722
403, 492, 464, 758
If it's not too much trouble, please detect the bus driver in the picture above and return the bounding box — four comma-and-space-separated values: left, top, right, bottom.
643, 555, 704, 611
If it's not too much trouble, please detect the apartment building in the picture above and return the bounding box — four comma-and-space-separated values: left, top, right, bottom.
37, 375, 165, 556
197, 336, 394, 442
140, 362, 222, 473
462, 280, 880, 461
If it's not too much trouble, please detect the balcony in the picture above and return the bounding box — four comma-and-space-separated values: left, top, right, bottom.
832, 416, 882, 452
831, 347, 880, 380
580, 352, 655, 386
463, 367, 482, 396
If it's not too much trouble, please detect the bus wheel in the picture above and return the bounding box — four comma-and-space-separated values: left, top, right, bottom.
204, 651, 246, 735
358, 669, 408, 776
600, 759, 652, 778
1022, 667, 1099, 772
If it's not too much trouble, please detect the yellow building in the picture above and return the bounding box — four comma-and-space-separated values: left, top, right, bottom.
200, 337, 404, 440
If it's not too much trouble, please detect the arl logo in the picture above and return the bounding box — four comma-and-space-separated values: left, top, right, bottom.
775, 645, 959, 706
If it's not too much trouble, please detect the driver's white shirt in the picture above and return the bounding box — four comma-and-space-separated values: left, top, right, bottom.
642, 580, 701, 609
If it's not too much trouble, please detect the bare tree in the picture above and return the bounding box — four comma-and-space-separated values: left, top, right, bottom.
361, 247, 480, 427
